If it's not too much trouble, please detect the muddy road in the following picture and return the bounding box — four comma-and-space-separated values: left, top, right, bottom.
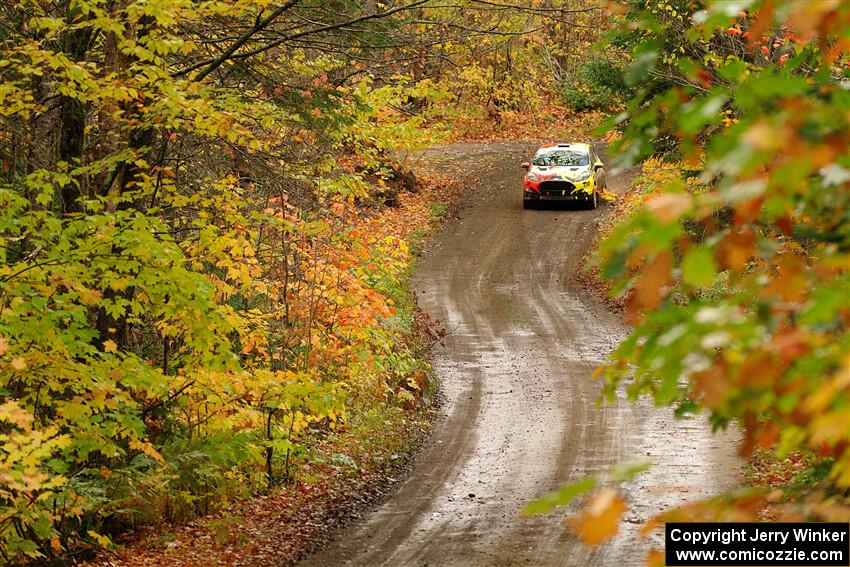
300, 141, 740, 567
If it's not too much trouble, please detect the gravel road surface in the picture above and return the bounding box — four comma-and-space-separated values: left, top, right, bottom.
299, 141, 740, 567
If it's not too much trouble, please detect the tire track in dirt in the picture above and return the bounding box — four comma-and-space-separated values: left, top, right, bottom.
298, 141, 740, 567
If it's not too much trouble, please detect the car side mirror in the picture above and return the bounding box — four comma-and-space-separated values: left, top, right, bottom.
521, 162, 531, 170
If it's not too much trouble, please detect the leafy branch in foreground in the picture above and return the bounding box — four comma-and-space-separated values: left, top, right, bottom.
524, 460, 651, 547
574, 0, 850, 557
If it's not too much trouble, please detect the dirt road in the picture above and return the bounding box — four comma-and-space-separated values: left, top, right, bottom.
299, 141, 740, 567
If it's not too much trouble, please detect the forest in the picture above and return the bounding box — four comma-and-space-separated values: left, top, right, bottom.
0, 0, 848, 565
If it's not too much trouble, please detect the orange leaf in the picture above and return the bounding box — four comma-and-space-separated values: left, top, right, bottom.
692, 361, 730, 409
633, 251, 673, 312
717, 227, 755, 271
646, 193, 692, 224
639, 515, 662, 538
737, 350, 775, 388
774, 216, 793, 236
757, 421, 780, 449
740, 413, 759, 458
645, 548, 666, 567
788, 0, 840, 40
567, 488, 627, 547
747, 1, 775, 47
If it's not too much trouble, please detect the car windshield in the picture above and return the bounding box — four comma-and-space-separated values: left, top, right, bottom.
533, 150, 589, 167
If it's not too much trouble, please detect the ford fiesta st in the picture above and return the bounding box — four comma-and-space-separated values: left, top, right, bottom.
521, 143, 606, 210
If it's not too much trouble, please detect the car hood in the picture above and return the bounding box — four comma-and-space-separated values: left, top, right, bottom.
530, 164, 591, 180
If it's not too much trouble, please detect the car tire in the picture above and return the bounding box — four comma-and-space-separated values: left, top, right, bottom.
523, 199, 534, 210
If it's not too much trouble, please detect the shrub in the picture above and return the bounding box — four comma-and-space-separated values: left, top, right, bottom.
559, 59, 629, 111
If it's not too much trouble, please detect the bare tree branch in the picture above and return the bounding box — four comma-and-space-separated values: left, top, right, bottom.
174, 0, 300, 79
174, 0, 431, 79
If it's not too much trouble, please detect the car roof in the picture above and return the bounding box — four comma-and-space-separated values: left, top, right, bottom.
536, 142, 590, 155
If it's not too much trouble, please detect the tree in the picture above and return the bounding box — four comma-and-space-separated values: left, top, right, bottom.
597, 0, 850, 544
0, 0, 584, 560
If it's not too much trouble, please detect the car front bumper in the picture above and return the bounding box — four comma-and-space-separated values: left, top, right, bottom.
524, 190, 590, 201
523, 177, 596, 201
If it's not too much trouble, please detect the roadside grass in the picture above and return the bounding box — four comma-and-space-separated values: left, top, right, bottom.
428, 200, 449, 223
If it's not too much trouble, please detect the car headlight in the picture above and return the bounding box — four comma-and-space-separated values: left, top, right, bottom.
527, 172, 540, 182
570, 170, 592, 182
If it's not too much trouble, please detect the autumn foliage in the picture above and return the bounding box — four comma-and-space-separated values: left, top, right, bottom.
0, 0, 594, 562
525, 0, 850, 553
590, 0, 850, 549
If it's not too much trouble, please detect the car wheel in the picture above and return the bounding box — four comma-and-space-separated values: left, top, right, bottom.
523, 199, 534, 210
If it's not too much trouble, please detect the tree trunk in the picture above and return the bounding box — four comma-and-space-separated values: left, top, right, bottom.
56, 17, 93, 213
92, 14, 156, 351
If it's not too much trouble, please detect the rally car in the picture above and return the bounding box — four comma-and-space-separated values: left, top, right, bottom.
521, 143, 606, 209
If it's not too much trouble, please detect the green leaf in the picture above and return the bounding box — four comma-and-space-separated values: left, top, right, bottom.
522, 477, 597, 515
682, 246, 717, 288
679, 94, 728, 135
608, 460, 652, 482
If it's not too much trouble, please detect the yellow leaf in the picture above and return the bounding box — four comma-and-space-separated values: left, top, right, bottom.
809, 412, 850, 446
78, 288, 102, 305
0, 400, 33, 428
567, 488, 627, 547
10, 357, 26, 370
600, 188, 618, 202
743, 121, 778, 150
0, 335, 7, 355
103, 340, 118, 353
87, 530, 112, 548
129, 439, 165, 463
802, 362, 850, 414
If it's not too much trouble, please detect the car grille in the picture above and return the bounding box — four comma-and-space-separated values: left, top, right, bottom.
538, 180, 577, 197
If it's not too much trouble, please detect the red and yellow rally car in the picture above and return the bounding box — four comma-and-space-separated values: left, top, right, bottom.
521, 142, 606, 210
